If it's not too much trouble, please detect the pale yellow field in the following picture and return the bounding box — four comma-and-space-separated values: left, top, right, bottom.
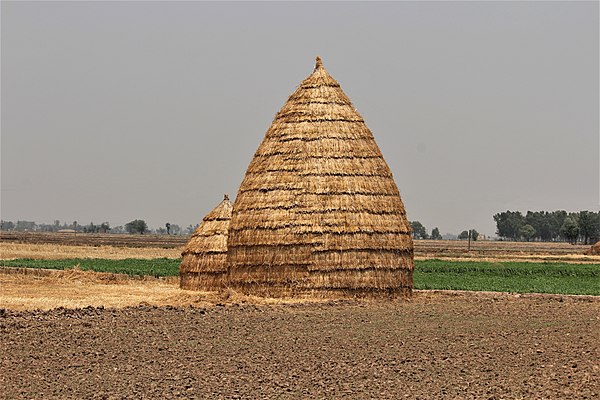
0, 268, 331, 311
3, 240, 599, 262
0, 242, 182, 260
0, 272, 186, 310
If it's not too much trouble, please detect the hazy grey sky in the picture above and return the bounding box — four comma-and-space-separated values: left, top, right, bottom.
2, 1, 598, 236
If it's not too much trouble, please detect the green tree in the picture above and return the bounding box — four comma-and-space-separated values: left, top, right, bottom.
409, 221, 428, 239
431, 227, 442, 240
15, 221, 36, 231
125, 219, 148, 235
525, 211, 551, 241
519, 224, 536, 242
493, 211, 524, 240
458, 229, 478, 241
560, 216, 579, 244
458, 230, 469, 240
0, 220, 15, 230
99, 222, 110, 233
39, 223, 55, 232
577, 211, 599, 245
549, 211, 567, 241
84, 222, 98, 233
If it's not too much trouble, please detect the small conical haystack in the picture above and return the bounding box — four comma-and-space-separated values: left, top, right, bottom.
180, 195, 232, 290
586, 241, 600, 255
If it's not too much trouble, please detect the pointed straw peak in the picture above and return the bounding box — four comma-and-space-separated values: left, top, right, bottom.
314, 56, 323, 70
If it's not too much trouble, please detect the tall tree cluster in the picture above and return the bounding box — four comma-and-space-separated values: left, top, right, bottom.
409, 221, 429, 239
493, 210, 599, 244
125, 219, 148, 235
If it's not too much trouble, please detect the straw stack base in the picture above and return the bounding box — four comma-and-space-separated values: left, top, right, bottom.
225, 283, 412, 299
180, 272, 228, 291
179, 253, 227, 290
225, 268, 413, 299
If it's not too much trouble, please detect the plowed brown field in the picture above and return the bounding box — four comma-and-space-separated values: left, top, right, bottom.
1, 290, 599, 399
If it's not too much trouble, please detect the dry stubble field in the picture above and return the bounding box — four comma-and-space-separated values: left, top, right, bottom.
1, 232, 599, 399
2, 231, 597, 262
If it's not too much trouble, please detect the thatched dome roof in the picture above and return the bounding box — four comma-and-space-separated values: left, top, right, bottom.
226, 57, 414, 296
180, 195, 232, 290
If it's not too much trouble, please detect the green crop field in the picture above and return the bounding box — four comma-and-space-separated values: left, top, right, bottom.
1, 258, 599, 295
0, 258, 180, 277
413, 259, 600, 295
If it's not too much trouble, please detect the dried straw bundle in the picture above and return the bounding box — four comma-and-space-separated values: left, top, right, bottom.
180, 195, 232, 290
226, 57, 414, 297
586, 241, 600, 255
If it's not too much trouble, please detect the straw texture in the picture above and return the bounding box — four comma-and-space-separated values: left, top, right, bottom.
180, 195, 232, 290
586, 241, 600, 255
226, 57, 414, 297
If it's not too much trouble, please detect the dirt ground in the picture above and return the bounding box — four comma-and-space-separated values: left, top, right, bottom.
1, 276, 599, 399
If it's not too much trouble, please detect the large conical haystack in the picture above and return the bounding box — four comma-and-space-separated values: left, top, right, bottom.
226, 57, 414, 297
180, 195, 232, 290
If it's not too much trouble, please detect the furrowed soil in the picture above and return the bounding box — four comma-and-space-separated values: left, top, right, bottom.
1, 292, 599, 399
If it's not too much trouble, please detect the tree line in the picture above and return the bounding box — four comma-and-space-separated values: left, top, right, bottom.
409, 221, 479, 241
0, 219, 199, 235
4, 211, 597, 244
493, 210, 599, 244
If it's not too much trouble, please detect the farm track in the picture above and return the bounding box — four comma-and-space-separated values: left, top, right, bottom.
1, 295, 598, 399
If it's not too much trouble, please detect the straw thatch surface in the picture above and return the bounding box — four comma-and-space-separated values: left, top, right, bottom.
586, 241, 600, 255
226, 57, 414, 297
180, 195, 232, 290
